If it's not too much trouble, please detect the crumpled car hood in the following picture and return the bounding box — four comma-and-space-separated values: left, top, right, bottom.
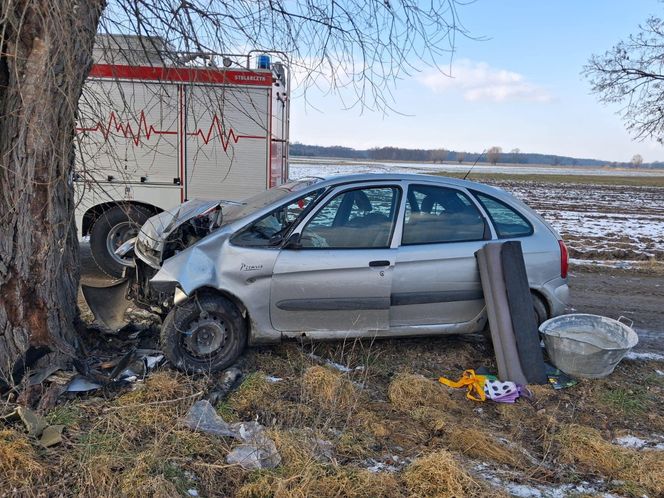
138, 199, 223, 251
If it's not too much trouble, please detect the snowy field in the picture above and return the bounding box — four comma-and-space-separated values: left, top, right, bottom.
290, 157, 664, 178
290, 159, 664, 264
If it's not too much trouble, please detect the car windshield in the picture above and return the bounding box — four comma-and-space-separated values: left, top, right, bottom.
220, 177, 323, 224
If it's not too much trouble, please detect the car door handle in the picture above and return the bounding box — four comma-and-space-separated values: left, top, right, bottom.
369, 260, 390, 267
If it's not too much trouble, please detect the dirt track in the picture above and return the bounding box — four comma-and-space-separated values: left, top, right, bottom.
569, 265, 664, 354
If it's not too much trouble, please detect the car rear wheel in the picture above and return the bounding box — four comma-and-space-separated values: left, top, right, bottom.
532, 292, 549, 327
90, 204, 151, 277
161, 293, 247, 373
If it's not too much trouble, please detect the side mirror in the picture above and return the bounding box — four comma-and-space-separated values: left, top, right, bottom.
283, 233, 302, 249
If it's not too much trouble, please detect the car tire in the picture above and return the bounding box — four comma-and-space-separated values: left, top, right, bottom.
161, 292, 247, 374
90, 204, 151, 277
532, 292, 549, 327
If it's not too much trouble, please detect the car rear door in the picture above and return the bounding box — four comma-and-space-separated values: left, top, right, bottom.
390, 183, 490, 328
270, 184, 401, 333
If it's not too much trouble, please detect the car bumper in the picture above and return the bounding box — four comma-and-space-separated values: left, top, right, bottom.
539, 277, 569, 317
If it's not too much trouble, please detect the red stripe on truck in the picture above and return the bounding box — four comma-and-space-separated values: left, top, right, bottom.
89, 64, 273, 86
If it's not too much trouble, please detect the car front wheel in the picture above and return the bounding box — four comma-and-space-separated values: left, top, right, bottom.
161, 293, 247, 373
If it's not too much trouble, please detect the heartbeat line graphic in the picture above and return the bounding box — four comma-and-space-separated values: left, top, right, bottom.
76, 111, 177, 146
77, 112, 265, 150
186, 114, 265, 150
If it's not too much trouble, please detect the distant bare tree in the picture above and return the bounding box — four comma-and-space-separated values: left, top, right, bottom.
632, 153, 644, 167
487, 146, 502, 165
584, 17, 664, 143
0, 0, 470, 386
429, 148, 448, 163
456, 151, 466, 164
510, 148, 520, 163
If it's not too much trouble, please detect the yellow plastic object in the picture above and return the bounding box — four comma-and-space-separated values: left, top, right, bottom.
438, 370, 487, 402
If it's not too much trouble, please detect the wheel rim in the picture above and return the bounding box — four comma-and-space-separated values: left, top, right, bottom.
106, 221, 140, 267
183, 315, 228, 358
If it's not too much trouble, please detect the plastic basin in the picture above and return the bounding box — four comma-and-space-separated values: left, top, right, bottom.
539, 314, 639, 379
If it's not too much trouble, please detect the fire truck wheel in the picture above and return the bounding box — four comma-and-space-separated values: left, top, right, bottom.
161, 293, 247, 374
90, 204, 151, 277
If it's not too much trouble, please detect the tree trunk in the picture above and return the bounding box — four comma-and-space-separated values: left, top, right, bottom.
0, 0, 105, 386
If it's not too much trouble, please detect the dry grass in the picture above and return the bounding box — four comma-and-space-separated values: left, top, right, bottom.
556, 424, 632, 478
388, 373, 459, 412
0, 429, 45, 489
403, 449, 485, 498
302, 365, 358, 411
443, 426, 522, 467
388, 373, 460, 433
635, 451, 664, 496
556, 423, 664, 496
238, 465, 403, 498
227, 371, 271, 416
0, 329, 661, 497
240, 428, 402, 498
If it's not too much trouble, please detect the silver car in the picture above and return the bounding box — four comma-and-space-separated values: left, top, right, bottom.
102, 174, 569, 372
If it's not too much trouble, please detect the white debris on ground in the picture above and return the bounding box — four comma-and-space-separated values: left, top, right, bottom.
307, 353, 365, 373
625, 350, 664, 361
265, 375, 283, 383
475, 464, 620, 498
364, 455, 411, 473
569, 258, 638, 270
613, 434, 664, 450
183, 400, 281, 470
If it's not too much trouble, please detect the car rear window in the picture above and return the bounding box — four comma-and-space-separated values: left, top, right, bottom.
472, 191, 533, 238
402, 185, 486, 245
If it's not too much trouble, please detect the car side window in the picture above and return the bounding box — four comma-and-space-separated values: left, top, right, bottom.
402, 185, 485, 245
473, 191, 533, 238
300, 187, 399, 248
231, 190, 323, 246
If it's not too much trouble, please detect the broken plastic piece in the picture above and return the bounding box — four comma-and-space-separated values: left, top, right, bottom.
81, 279, 132, 331
40, 425, 64, 447
66, 375, 103, 392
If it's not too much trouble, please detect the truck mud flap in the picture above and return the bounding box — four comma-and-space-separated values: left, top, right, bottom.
82, 279, 132, 332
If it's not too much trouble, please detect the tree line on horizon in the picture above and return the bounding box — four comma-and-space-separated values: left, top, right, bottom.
289, 142, 663, 168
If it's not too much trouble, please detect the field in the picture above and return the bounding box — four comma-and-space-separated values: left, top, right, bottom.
2, 161, 663, 497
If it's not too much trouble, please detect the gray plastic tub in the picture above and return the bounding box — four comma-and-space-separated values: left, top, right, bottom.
539, 314, 639, 379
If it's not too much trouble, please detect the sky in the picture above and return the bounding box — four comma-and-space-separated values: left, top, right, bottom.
288, 0, 664, 163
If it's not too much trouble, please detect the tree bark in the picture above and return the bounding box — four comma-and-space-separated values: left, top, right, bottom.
0, 0, 105, 385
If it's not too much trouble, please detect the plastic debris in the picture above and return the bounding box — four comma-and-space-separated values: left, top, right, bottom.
226, 440, 281, 470
184, 400, 281, 469
40, 425, 65, 447
183, 400, 237, 437
66, 375, 103, 392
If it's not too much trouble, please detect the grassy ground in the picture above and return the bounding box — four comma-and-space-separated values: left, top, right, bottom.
2, 334, 662, 497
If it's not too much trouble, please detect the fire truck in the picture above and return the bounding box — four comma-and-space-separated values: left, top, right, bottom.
75, 35, 290, 277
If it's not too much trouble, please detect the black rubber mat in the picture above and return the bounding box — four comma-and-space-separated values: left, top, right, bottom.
500, 241, 547, 384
